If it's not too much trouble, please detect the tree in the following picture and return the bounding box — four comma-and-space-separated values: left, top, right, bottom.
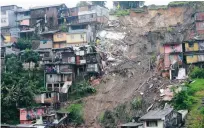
5, 54, 23, 73
1, 54, 45, 124
76, 1, 90, 7
21, 49, 40, 70
91, 1, 106, 7
16, 38, 32, 50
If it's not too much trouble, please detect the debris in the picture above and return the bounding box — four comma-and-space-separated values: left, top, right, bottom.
176, 68, 187, 80
149, 84, 154, 89
90, 79, 101, 86
147, 104, 153, 112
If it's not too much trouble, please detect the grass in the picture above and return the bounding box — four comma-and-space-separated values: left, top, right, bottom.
186, 79, 204, 128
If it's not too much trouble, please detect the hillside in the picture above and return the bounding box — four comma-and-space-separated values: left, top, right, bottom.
82, 3, 203, 127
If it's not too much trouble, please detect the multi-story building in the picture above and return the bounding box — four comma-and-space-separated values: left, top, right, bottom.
159, 43, 183, 79
16, 9, 34, 39
184, 41, 204, 66
29, 4, 67, 33
1, 5, 21, 43
45, 47, 76, 93
78, 5, 109, 24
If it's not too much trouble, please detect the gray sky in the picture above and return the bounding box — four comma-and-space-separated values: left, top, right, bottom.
0, 0, 172, 9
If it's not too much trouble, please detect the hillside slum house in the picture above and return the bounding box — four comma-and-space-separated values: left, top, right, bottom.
139, 107, 187, 128
157, 11, 204, 80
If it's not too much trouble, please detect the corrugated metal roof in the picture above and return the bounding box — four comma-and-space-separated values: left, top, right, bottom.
140, 107, 174, 120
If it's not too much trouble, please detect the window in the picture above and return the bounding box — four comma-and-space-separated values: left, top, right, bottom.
91, 14, 94, 18
146, 121, 158, 127
46, 93, 51, 98
24, 11, 30, 16
189, 42, 194, 47
1, 18, 6, 23
50, 75, 52, 78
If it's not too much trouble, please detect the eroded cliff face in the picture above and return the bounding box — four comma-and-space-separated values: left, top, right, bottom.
81, 4, 201, 128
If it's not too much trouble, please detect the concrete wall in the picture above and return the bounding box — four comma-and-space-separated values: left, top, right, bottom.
185, 42, 199, 52
143, 120, 164, 128
186, 55, 198, 64
67, 33, 87, 44
39, 40, 53, 49
53, 32, 67, 42
16, 11, 30, 21
78, 13, 97, 23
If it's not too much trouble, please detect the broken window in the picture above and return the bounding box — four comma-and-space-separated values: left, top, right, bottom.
146, 121, 158, 127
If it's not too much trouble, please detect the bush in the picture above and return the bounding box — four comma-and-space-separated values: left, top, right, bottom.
172, 91, 194, 110
69, 80, 96, 100
60, 104, 84, 124
131, 98, 142, 110
100, 110, 116, 128
16, 38, 32, 50
200, 107, 204, 115
190, 67, 204, 79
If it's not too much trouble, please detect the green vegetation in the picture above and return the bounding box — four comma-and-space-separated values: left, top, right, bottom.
114, 9, 130, 17
167, 27, 173, 32
99, 101, 140, 127
148, 5, 168, 10
59, 23, 68, 32
189, 66, 204, 79
69, 80, 96, 100
16, 38, 32, 50
171, 77, 204, 128
168, 1, 192, 7
100, 110, 116, 128
131, 98, 142, 110
1, 53, 44, 124
132, 8, 145, 13
172, 90, 194, 110
58, 103, 84, 124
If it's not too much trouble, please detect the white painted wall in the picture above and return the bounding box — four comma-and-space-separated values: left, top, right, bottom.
1, 11, 9, 27
143, 120, 164, 128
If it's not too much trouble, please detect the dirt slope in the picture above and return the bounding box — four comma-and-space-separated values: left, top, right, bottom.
82, 6, 195, 127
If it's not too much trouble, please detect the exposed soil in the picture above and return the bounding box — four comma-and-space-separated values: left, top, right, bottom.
81, 6, 196, 127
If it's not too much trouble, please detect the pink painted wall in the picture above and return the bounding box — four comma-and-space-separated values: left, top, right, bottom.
164, 44, 182, 54
164, 54, 183, 68
20, 19, 30, 26
20, 108, 45, 123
